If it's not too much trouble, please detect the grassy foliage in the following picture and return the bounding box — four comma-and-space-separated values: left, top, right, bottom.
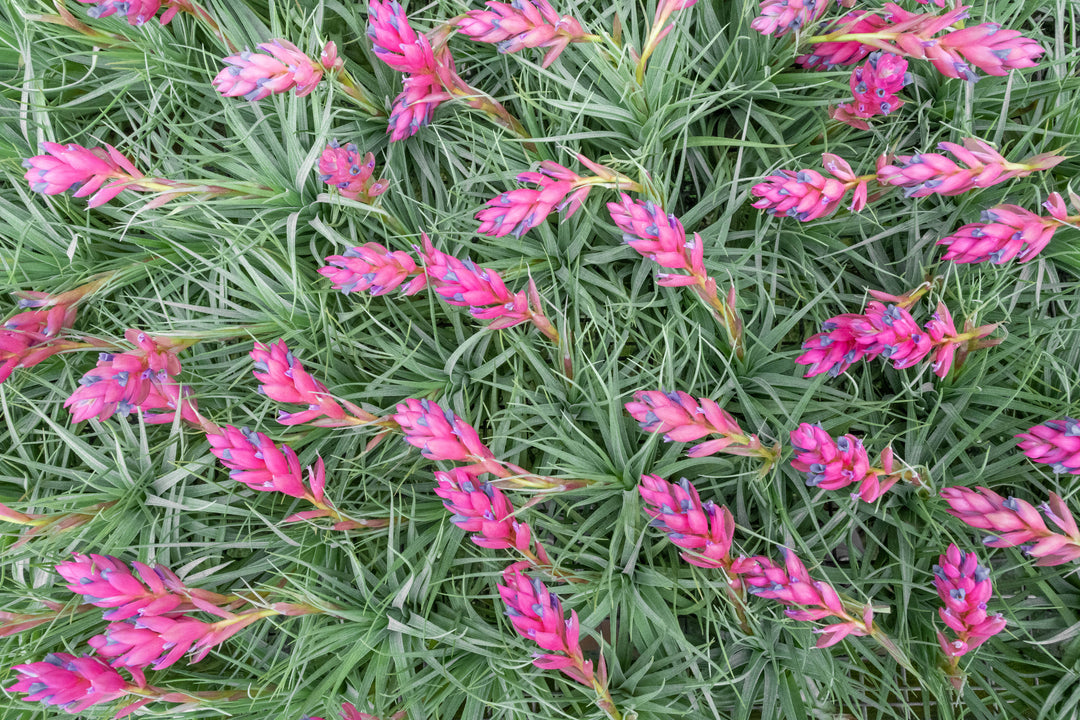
1, 0, 1079, 718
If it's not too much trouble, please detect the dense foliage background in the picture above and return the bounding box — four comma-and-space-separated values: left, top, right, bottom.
1, 0, 1079, 718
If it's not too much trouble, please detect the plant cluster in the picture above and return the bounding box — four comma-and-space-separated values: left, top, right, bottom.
1, 0, 1078, 718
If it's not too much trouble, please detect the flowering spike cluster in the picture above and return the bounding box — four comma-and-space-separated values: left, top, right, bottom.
435, 468, 552, 565
938, 193, 1076, 265
90, 599, 319, 671
877, 138, 1065, 199
57, 554, 187, 621
23, 142, 143, 207
5, 653, 135, 714
933, 544, 1007, 658
751, 153, 871, 222
1, 283, 91, 384
318, 140, 389, 202
638, 475, 736, 572
734, 549, 875, 648
789, 423, 909, 503
368, 0, 440, 74
605, 195, 743, 353
207, 426, 322, 500
418, 234, 560, 340
476, 161, 587, 238
457, 0, 592, 68
213, 40, 333, 101
368, 0, 455, 140
1017, 418, 1080, 474
751, 0, 829, 37
797, 294, 996, 379
388, 73, 452, 140
393, 398, 504, 475
803, 4, 1044, 81
831, 53, 911, 129
251, 340, 349, 426
88, 607, 294, 671
940, 486, 1080, 565
797, 11, 885, 69
65, 329, 196, 424
49, 550, 322, 675
74, 0, 184, 25
625, 390, 777, 462
320, 243, 428, 297
55, 553, 234, 621
498, 562, 617, 710
477, 155, 638, 238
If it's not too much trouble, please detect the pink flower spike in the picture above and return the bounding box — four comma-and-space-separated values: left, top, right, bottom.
876, 137, 1065, 199
736, 548, 874, 642
638, 474, 737, 572
207, 425, 316, 500
938, 200, 1069, 265
75, 0, 166, 26
456, 0, 592, 68
23, 142, 141, 207
434, 468, 551, 564
797, 11, 887, 70
751, 0, 830, 37
1017, 418, 1080, 475
387, 75, 451, 140
789, 423, 900, 503
90, 614, 219, 671
608, 194, 696, 272
940, 23, 1044, 77
418, 237, 528, 323
55, 553, 197, 621
417, 235, 560, 340
477, 156, 637, 238
940, 485, 1080, 565
320, 242, 427, 297
751, 154, 870, 222
368, 0, 439, 75
213, 40, 325, 102
477, 170, 578, 238
5, 653, 134, 713
796, 313, 868, 378
64, 330, 186, 424
832, 52, 911, 128
318, 140, 389, 202
1, 283, 90, 384
497, 562, 595, 686
854, 301, 933, 371
933, 544, 1007, 658
250, 340, 348, 426
625, 390, 776, 462
393, 398, 502, 474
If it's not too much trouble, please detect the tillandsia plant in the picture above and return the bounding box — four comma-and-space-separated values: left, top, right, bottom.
498, 562, 621, 719
22, 142, 278, 209
788, 422, 919, 503
1, 273, 115, 384
752, 139, 1064, 222
608, 195, 744, 355
799, 4, 1045, 81
7, 0, 1080, 717
626, 390, 780, 468
931, 544, 1007, 686
796, 286, 999, 379
937, 191, 1080, 265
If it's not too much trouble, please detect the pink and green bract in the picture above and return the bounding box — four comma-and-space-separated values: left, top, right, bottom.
933, 544, 1007, 658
